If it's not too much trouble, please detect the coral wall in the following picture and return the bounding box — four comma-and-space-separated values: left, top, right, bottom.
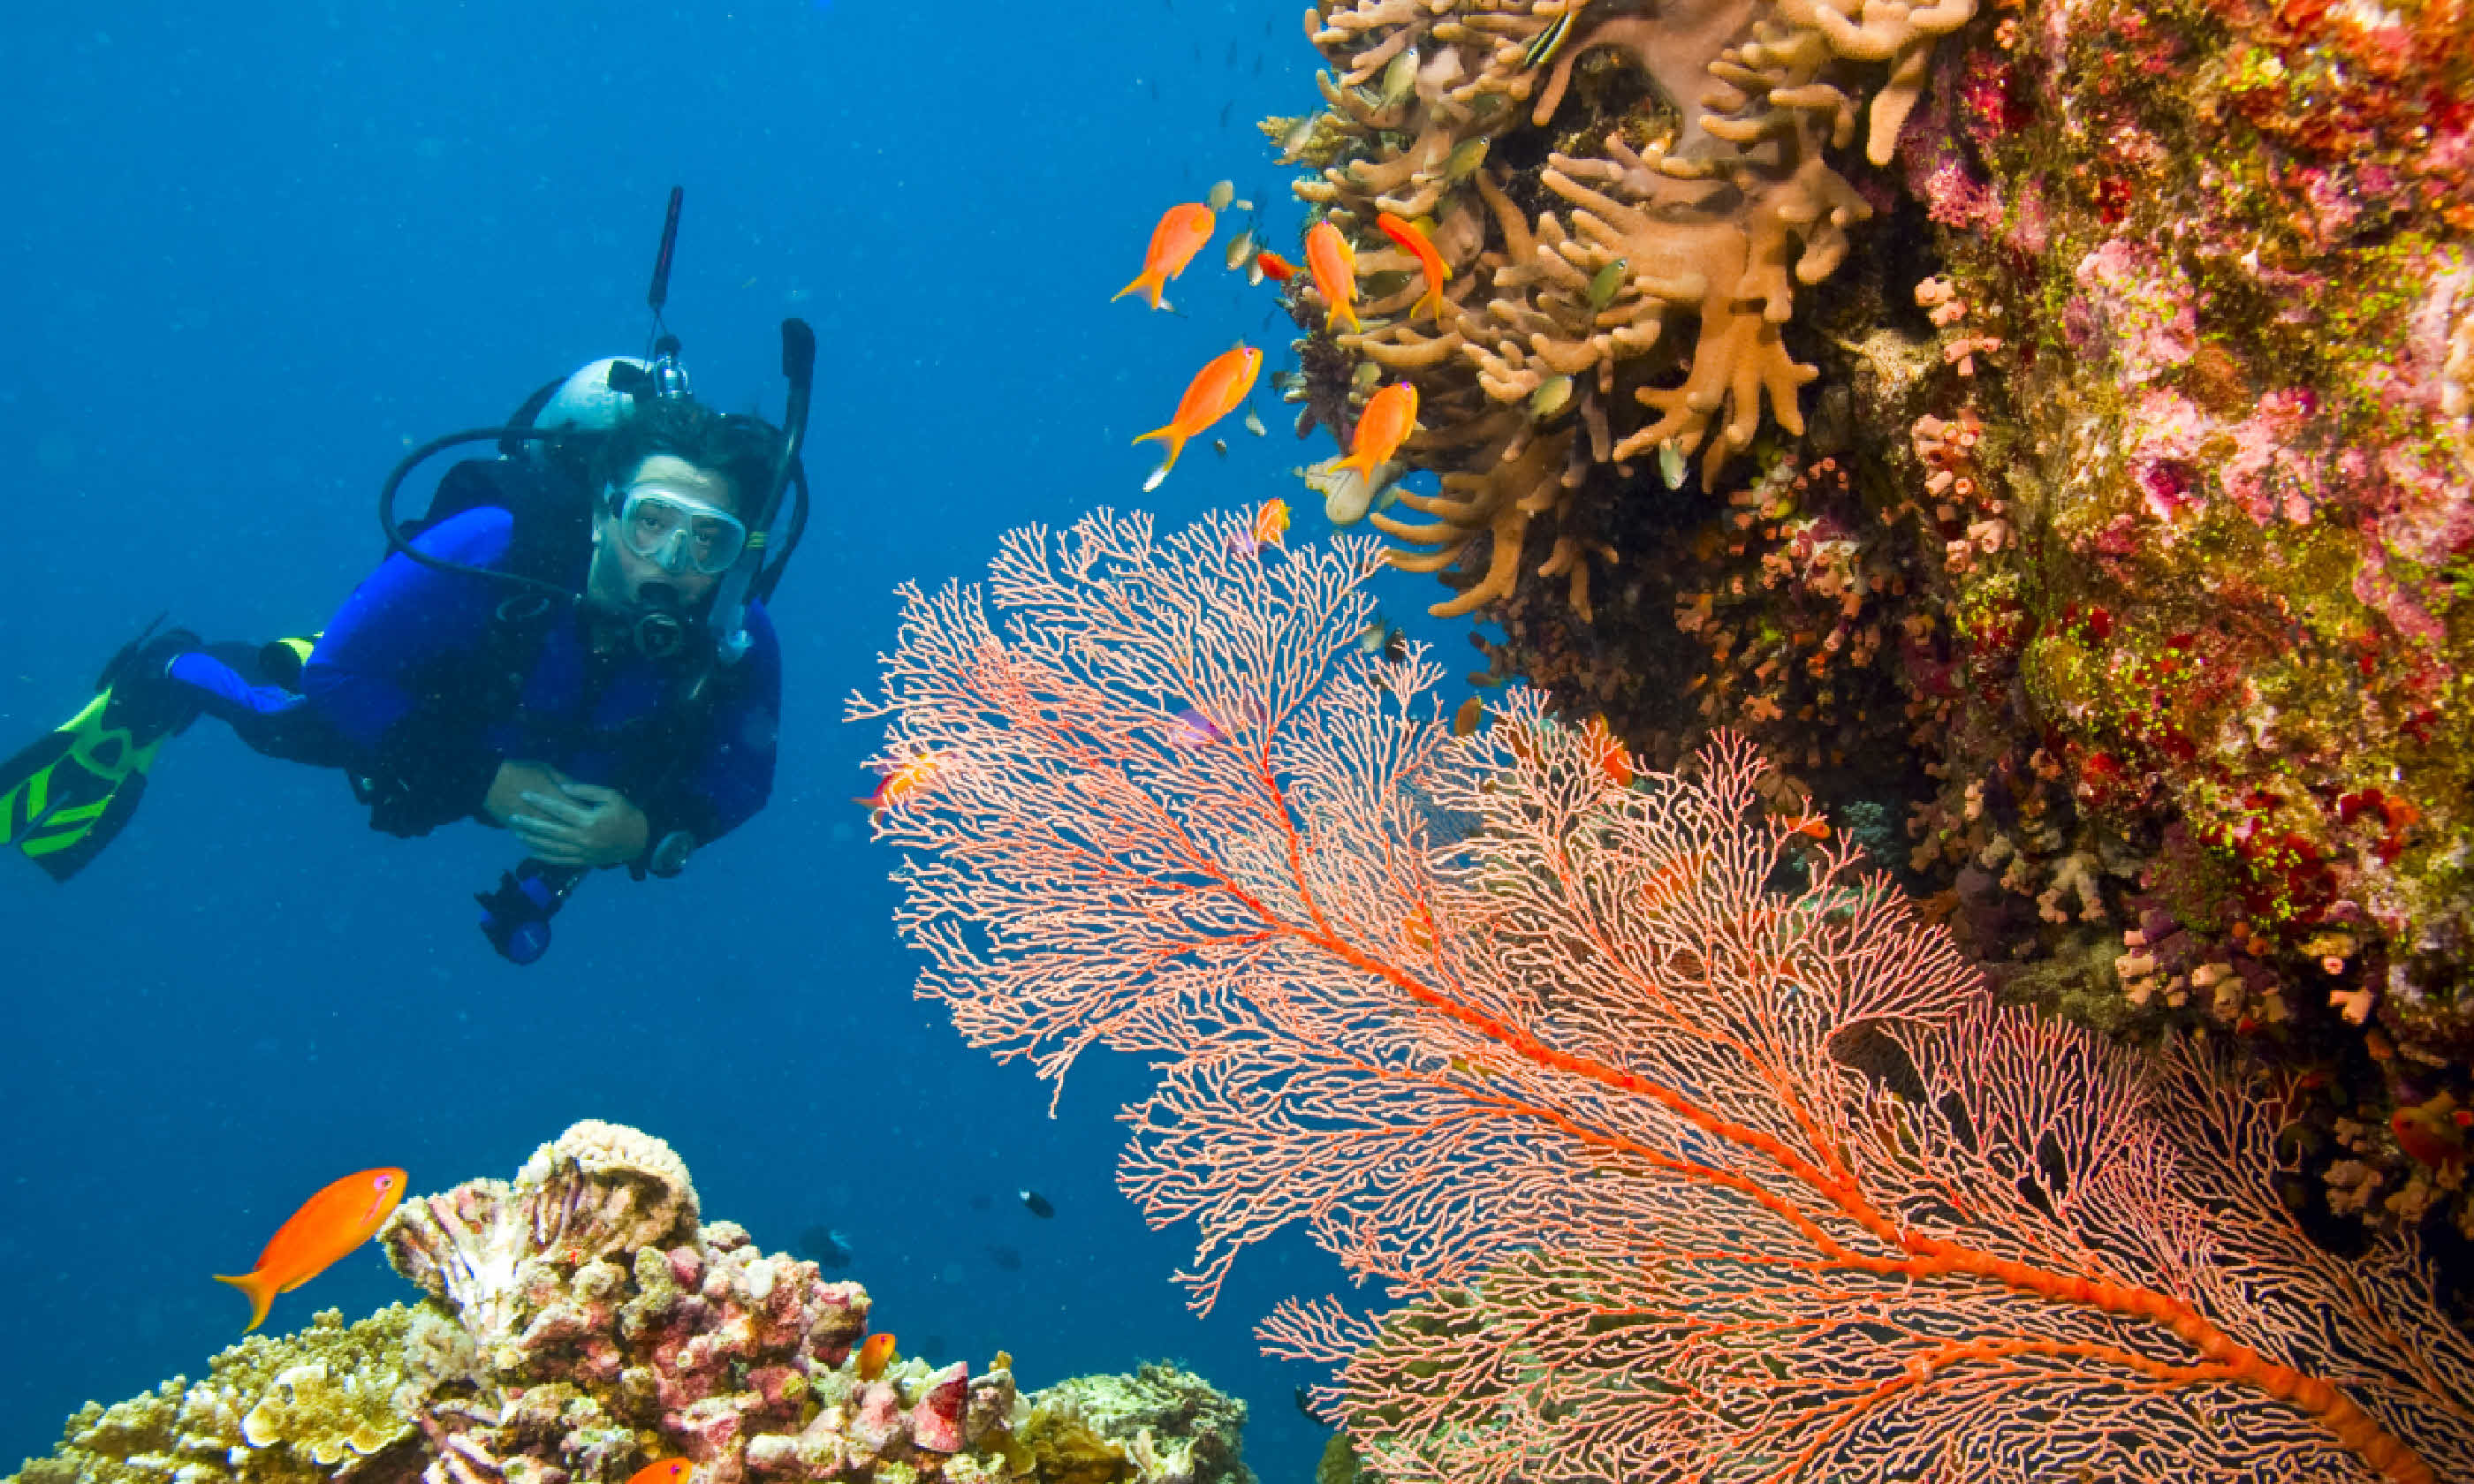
1271, 0, 2472, 1243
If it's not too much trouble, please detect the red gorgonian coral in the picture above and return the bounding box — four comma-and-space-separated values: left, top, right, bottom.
848, 509, 2474, 1484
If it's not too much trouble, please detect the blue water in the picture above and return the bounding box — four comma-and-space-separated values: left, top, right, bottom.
0, 4, 1479, 1478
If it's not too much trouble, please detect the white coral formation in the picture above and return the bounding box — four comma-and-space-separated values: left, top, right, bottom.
1287, 0, 1974, 616
381, 1121, 701, 1360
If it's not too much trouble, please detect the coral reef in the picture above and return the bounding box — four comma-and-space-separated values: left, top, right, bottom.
8, 1123, 1252, 1484
1273, 0, 2474, 1237
1273, 0, 1976, 617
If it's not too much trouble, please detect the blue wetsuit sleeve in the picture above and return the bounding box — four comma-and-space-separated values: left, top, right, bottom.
301, 508, 516, 834
648, 602, 781, 851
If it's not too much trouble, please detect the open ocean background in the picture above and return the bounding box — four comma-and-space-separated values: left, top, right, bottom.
0, 4, 1484, 1477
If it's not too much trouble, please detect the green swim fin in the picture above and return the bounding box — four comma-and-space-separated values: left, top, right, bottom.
0, 617, 201, 881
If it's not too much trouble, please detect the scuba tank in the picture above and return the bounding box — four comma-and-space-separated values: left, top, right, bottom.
366, 188, 816, 963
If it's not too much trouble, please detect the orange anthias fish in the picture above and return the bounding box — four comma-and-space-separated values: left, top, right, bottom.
1337, 381, 1418, 483
1376, 212, 1451, 322
1135, 344, 1264, 491
856, 753, 945, 814
626, 1462, 691, 1484
215, 1168, 406, 1333
1113, 203, 1216, 311
1582, 716, 1635, 789
857, 1331, 900, 1382
1252, 497, 1292, 547
1304, 221, 1360, 334
1256, 250, 1299, 283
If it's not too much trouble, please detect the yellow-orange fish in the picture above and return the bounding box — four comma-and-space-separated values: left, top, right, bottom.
1582, 715, 1634, 789
1375, 212, 1450, 322
626, 1462, 691, 1484
1304, 221, 1359, 334
1338, 382, 1418, 484
1113, 203, 1216, 311
214, 1168, 406, 1333
1403, 902, 1437, 956
1253, 497, 1291, 547
856, 753, 945, 814
1135, 345, 1264, 491
858, 1331, 899, 1382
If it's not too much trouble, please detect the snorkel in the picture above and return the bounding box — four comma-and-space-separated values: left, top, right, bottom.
701, 318, 816, 677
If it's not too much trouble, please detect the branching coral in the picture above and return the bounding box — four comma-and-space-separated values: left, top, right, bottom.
8, 1124, 1256, 1484
1277, 0, 1974, 617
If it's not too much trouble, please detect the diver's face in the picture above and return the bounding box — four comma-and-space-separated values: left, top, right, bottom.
590, 454, 740, 606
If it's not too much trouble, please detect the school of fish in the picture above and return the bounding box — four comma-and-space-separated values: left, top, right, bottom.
1112, 184, 1445, 503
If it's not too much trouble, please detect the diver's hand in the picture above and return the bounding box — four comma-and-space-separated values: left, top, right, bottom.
484, 761, 569, 828
508, 781, 651, 869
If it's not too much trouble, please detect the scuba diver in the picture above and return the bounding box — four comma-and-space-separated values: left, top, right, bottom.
0, 191, 815, 963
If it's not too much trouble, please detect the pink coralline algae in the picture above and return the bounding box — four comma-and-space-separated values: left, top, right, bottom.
2069, 238, 2198, 382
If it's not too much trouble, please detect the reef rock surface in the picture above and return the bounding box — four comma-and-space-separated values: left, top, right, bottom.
8, 1123, 1252, 1484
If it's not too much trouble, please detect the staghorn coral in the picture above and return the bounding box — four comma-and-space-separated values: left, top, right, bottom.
1275, 0, 1973, 617
10, 1124, 1253, 1484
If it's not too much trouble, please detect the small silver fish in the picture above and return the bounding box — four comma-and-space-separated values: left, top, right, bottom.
1225, 228, 1256, 270
1352, 361, 1384, 390
1442, 138, 1489, 183
1207, 179, 1235, 212
1279, 117, 1316, 162
1244, 409, 1267, 436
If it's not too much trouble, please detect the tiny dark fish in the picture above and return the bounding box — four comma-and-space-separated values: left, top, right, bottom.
969, 1192, 993, 1211
1020, 1188, 1056, 1219
1295, 1386, 1339, 1427
1192, 42, 1202, 63
986, 1245, 1023, 1272
923, 1334, 948, 1359
1254, 55, 1264, 76
1149, 80, 1159, 101
1226, 39, 1238, 64
1219, 100, 1233, 126
797, 1224, 855, 1269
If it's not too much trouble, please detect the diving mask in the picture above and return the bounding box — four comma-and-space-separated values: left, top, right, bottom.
610, 483, 748, 576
